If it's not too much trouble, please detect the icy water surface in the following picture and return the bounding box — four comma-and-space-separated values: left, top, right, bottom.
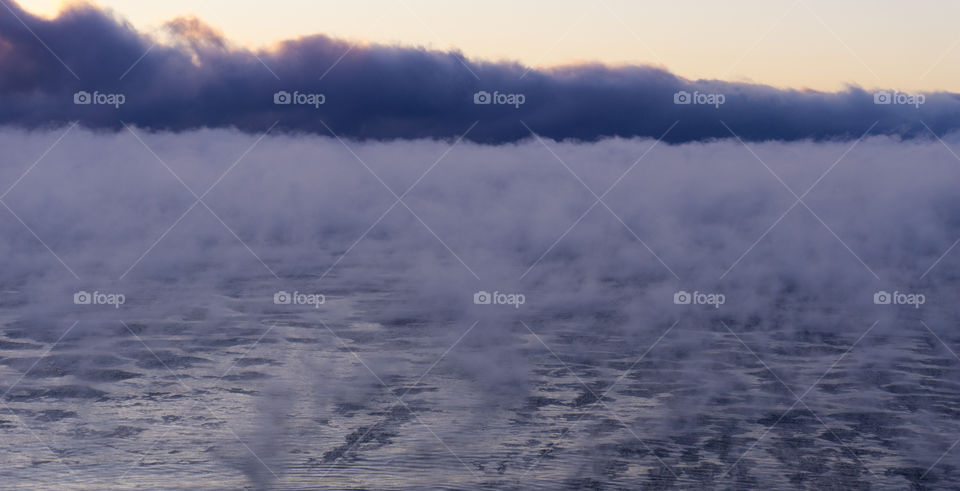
3, 130, 960, 489
1, 278, 958, 490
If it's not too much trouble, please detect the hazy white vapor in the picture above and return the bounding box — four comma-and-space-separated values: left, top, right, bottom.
0, 126, 956, 331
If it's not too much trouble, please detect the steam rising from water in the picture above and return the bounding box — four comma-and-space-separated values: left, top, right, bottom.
1, 127, 960, 487
2, 127, 959, 312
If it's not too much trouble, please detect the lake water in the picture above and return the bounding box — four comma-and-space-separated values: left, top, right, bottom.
1, 275, 957, 490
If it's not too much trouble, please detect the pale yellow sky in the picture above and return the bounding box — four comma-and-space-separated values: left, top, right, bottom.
18, 0, 960, 92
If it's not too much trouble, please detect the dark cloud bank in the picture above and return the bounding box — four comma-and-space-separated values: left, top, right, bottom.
2, 0, 960, 143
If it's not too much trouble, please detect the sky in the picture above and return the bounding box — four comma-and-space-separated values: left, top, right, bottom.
3, 0, 960, 144
14, 0, 960, 93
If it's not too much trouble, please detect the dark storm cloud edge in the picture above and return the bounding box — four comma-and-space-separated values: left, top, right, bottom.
2, 0, 960, 143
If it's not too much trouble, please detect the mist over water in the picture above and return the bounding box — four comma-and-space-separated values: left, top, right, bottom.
2, 127, 960, 488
